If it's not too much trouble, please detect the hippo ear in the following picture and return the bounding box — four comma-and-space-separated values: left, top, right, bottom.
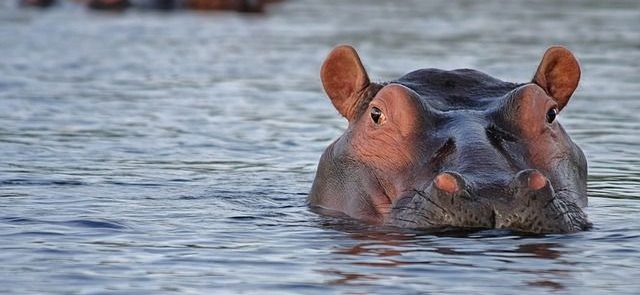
321, 45, 371, 120
532, 46, 581, 111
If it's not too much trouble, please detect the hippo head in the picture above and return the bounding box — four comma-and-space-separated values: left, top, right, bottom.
309, 45, 590, 234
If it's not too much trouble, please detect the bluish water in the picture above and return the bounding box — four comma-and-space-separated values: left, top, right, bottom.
1, 0, 639, 294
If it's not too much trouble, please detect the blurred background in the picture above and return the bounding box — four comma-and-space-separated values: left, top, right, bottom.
1, 0, 639, 294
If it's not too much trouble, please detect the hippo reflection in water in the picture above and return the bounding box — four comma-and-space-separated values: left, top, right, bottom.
309, 45, 590, 234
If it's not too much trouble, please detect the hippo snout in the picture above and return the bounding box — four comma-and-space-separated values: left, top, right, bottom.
388, 171, 495, 230
388, 170, 590, 234
494, 169, 591, 233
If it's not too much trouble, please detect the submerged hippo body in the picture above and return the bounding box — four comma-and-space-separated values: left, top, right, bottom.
309, 45, 590, 233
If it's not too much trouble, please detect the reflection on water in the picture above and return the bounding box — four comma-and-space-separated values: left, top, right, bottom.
1, 0, 639, 293
315, 219, 581, 292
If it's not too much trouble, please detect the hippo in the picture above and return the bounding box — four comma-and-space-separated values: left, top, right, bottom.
309, 45, 590, 234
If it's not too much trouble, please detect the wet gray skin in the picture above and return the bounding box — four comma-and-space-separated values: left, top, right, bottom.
309, 45, 591, 234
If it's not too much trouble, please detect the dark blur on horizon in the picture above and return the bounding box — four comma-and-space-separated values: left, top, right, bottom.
15, 0, 282, 12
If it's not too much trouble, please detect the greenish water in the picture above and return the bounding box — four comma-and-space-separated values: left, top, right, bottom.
1, 0, 639, 294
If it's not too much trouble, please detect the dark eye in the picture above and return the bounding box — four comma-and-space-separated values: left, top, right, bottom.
371, 107, 382, 124
546, 108, 557, 123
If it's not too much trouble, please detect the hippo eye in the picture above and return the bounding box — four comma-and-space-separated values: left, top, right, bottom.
370, 107, 382, 124
546, 108, 558, 124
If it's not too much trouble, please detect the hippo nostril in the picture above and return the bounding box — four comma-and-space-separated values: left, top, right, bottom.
512, 169, 555, 204
433, 172, 464, 194
527, 170, 548, 191
514, 169, 548, 190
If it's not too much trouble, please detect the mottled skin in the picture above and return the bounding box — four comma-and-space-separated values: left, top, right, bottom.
309, 45, 589, 233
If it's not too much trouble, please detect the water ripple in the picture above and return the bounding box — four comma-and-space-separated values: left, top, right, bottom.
0, 0, 639, 294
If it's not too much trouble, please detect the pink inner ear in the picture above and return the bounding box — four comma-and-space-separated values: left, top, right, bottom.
532, 46, 580, 111
320, 45, 370, 120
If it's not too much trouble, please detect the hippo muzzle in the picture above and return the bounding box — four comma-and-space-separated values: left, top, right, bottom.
389, 170, 590, 233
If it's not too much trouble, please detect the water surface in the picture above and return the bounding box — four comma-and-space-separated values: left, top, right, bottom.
1, 0, 639, 294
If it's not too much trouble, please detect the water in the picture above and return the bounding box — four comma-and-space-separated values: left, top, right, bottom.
1, 0, 639, 294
